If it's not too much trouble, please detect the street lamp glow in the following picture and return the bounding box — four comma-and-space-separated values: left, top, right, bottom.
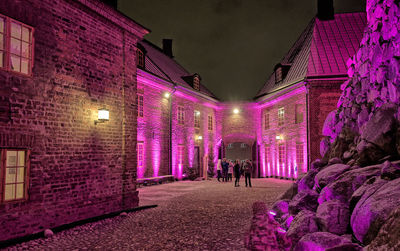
164, 92, 170, 98
276, 135, 283, 140
233, 108, 239, 114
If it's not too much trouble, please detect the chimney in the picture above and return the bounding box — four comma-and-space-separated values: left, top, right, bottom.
162, 39, 173, 58
101, 0, 118, 9
317, 0, 334, 20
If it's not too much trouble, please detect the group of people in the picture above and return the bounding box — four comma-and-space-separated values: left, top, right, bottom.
216, 158, 253, 187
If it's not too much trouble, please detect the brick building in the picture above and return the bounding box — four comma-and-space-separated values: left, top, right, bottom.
0, 0, 368, 243
136, 39, 220, 180
0, 0, 148, 242
254, 5, 366, 179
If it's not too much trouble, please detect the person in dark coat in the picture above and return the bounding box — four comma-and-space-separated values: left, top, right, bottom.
243, 159, 253, 187
234, 159, 241, 187
222, 158, 229, 182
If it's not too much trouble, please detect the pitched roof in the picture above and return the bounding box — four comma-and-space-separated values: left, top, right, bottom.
255, 12, 367, 99
140, 40, 219, 100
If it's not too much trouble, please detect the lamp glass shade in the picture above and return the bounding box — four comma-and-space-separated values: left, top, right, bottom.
98, 109, 109, 120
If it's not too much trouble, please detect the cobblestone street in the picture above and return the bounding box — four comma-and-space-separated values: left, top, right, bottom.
5, 179, 291, 251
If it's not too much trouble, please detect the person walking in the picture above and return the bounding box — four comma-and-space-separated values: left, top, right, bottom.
222, 158, 229, 182
234, 159, 241, 187
216, 159, 222, 182
228, 160, 233, 182
244, 159, 253, 187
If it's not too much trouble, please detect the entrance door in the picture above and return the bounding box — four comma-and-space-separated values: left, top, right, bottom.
194, 146, 200, 177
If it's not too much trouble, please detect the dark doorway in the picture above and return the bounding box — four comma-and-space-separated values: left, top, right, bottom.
194, 146, 200, 177
225, 142, 252, 162
252, 142, 260, 178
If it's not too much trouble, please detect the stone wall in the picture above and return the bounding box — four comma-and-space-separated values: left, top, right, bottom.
322, 0, 400, 165
0, 0, 145, 241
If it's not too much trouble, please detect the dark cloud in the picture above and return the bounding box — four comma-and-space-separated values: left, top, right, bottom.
119, 0, 366, 101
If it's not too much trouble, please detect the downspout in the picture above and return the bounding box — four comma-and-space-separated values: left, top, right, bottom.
305, 81, 310, 171
169, 86, 177, 175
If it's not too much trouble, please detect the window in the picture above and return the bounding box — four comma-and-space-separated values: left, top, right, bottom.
193, 76, 200, 91
0, 15, 34, 75
194, 110, 200, 128
136, 48, 144, 68
177, 145, 184, 166
1, 149, 30, 202
264, 111, 270, 130
265, 145, 271, 174
137, 95, 143, 117
178, 106, 185, 125
137, 142, 144, 168
208, 115, 213, 131
296, 142, 304, 167
295, 104, 303, 124
278, 144, 285, 167
278, 107, 285, 126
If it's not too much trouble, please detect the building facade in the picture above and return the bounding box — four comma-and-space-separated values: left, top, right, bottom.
254, 11, 366, 179
0, 0, 367, 243
0, 0, 147, 242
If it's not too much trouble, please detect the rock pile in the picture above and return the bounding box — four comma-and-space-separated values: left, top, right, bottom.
247, 0, 400, 250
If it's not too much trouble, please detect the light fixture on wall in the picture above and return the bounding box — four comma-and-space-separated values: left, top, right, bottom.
164, 92, 170, 98
95, 108, 109, 125
276, 135, 283, 140
233, 108, 240, 114
196, 135, 203, 140
195, 111, 200, 116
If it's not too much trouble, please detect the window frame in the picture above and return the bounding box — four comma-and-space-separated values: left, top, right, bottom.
177, 145, 184, 166
177, 106, 185, 125
137, 94, 144, 118
0, 14, 34, 76
295, 104, 304, 124
194, 110, 200, 128
208, 115, 213, 131
278, 107, 285, 126
296, 142, 304, 167
1, 148, 30, 203
278, 144, 285, 167
193, 76, 200, 91
136, 48, 145, 68
137, 142, 144, 169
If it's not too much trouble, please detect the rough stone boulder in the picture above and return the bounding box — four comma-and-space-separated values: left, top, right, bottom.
357, 104, 398, 165
351, 178, 400, 244
294, 232, 352, 251
245, 202, 292, 251
318, 164, 381, 204
314, 164, 350, 192
316, 200, 349, 235
297, 169, 318, 193
272, 200, 290, 222
310, 159, 328, 172
325, 243, 363, 251
322, 110, 338, 140
286, 210, 319, 245
349, 176, 388, 213
367, 207, 400, 251
381, 160, 400, 180
289, 190, 319, 215
277, 182, 298, 200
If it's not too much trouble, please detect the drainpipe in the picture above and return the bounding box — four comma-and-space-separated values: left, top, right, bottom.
169, 86, 177, 175
305, 81, 310, 172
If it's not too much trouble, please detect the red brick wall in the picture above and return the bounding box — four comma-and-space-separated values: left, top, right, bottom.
308, 80, 343, 163
0, 0, 144, 241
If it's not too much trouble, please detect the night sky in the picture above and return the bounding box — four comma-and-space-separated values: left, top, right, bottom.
118, 0, 366, 101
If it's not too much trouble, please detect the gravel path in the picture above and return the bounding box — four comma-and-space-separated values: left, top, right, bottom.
5, 179, 291, 251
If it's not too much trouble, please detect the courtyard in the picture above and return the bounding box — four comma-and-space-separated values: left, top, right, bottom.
5, 179, 291, 251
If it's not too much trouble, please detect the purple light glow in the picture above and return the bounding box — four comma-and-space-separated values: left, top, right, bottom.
269, 210, 277, 216
277, 227, 287, 234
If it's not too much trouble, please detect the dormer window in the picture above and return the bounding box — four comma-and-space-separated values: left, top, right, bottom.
193, 76, 200, 91
274, 64, 290, 84
136, 49, 144, 68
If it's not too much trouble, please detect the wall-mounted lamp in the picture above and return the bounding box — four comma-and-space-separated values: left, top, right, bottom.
276, 135, 283, 140
195, 111, 201, 116
164, 92, 170, 98
196, 135, 203, 140
233, 108, 240, 114
95, 108, 109, 125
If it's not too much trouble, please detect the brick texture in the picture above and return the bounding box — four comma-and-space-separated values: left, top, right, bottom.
0, 0, 145, 241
